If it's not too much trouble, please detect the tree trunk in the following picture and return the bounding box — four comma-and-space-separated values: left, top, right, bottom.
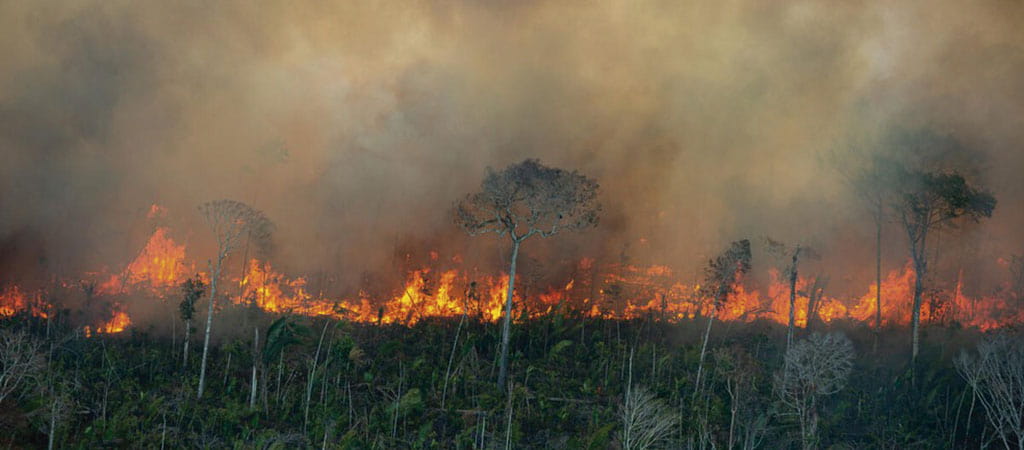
47, 397, 57, 450
875, 205, 883, 334
787, 261, 798, 352
305, 321, 330, 433
727, 381, 739, 450
182, 318, 190, 369
497, 239, 521, 390
442, 311, 467, 409
911, 258, 925, 363
250, 326, 259, 409
198, 256, 224, 399
693, 305, 717, 398
910, 228, 928, 365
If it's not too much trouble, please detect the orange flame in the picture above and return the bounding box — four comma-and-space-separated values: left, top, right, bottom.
84, 308, 131, 337
98, 227, 191, 296
2, 216, 1022, 333
0, 286, 49, 319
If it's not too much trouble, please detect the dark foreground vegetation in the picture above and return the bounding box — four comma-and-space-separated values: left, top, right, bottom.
1, 309, 1017, 449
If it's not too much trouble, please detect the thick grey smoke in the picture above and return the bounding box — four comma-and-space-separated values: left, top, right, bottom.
1, 1, 1022, 298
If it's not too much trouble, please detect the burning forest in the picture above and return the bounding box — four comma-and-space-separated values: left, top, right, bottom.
2, 219, 1022, 333
2, 0, 1024, 448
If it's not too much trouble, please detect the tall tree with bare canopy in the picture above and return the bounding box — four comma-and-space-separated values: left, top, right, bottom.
455, 159, 600, 389
892, 170, 994, 363
196, 200, 273, 399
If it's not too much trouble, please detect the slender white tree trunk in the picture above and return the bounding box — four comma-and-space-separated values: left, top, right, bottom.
693, 306, 716, 398
182, 318, 190, 369
198, 257, 223, 399
497, 239, 521, 390
442, 311, 467, 409
787, 267, 797, 352
911, 259, 925, 363
250, 326, 259, 409
910, 230, 928, 365
47, 398, 57, 450
875, 205, 883, 333
305, 321, 329, 433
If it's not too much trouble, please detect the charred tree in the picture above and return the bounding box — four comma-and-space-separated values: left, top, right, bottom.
454, 159, 600, 390
777, 332, 854, 450
804, 275, 828, 332
196, 199, 273, 400
765, 239, 819, 351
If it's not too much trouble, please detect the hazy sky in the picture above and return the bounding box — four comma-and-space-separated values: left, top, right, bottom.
2, 1, 1022, 295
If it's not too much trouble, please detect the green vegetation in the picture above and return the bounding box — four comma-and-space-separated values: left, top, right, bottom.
0, 308, 1003, 448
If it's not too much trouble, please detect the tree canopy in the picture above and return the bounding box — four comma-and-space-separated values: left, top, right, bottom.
454, 159, 600, 242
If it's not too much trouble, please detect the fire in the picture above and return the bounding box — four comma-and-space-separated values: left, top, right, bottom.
84, 308, 131, 337
0, 286, 49, 319
98, 227, 191, 296
2, 212, 1022, 333
234, 259, 337, 317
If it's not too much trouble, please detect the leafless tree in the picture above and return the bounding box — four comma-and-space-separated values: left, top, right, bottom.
777, 332, 854, 450
454, 159, 600, 389
196, 199, 273, 399
694, 239, 751, 398
714, 345, 767, 450
803, 276, 828, 332
620, 385, 676, 450
0, 328, 44, 405
825, 143, 898, 342
764, 238, 819, 351
955, 333, 1024, 450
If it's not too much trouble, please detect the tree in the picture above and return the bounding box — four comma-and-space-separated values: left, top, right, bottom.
454, 159, 600, 390
714, 345, 767, 450
693, 239, 751, 397
765, 238, 819, 351
196, 199, 273, 399
803, 275, 828, 332
827, 145, 900, 342
0, 328, 43, 405
955, 333, 1024, 450
892, 170, 995, 363
620, 385, 675, 450
777, 332, 854, 450
179, 275, 205, 369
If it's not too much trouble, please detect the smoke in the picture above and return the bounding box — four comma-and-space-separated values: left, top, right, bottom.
1, 0, 1022, 299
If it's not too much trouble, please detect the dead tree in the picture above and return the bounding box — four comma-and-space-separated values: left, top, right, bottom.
196, 199, 273, 400
804, 276, 828, 332
454, 159, 600, 390
765, 238, 819, 351
777, 332, 854, 450
714, 345, 767, 450
693, 239, 751, 398
827, 142, 906, 344
955, 334, 1024, 450
620, 385, 676, 450
0, 328, 43, 405
892, 170, 994, 363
